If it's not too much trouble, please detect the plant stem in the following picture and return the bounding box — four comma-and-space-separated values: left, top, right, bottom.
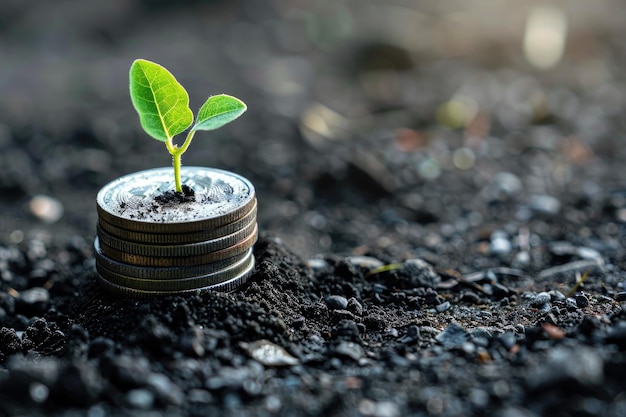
165, 131, 196, 193
172, 152, 182, 193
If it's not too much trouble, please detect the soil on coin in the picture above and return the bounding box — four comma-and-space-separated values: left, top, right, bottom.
154, 185, 196, 206
2, 1, 626, 417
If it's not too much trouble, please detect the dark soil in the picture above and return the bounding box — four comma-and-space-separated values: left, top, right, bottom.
154, 185, 196, 205
2, 1, 626, 416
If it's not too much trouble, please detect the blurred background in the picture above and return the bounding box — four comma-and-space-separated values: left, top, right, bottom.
0, 0, 624, 261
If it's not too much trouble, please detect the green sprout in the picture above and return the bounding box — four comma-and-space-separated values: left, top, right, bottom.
129, 59, 247, 193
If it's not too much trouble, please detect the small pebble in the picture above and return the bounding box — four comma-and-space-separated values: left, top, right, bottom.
147, 373, 184, 406
325, 295, 348, 310
493, 172, 522, 195
531, 292, 551, 307
490, 231, 512, 255
29, 195, 64, 224
529, 195, 561, 215
527, 346, 604, 389
513, 251, 530, 266
566, 296, 578, 310
16, 288, 50, 316
29, 382, 49, 403
461, 292, 481, 304
239, 339, 299, 367
436, 323, 468, 349
615, 292, 626, 301
435, 301, 451, 313
575, 294, 589, 308
126, 389, 154, 409
344, 256, 384, 269
347, 297, 363, 315
188, 389, 212, 404
334, 341, 364, 361
492, 283, 511, 299
548, 290, 565, 301
306, 259, 329, 270
402, 259, 441, 288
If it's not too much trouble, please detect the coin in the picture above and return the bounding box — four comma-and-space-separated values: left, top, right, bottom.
94, 242, 253, 280
95, 257, 255, 298
94, 166, 258, 296
96, 251, 254, 291
97, 167, 256, 233
96, 224, 258, 267
98, 201, 257, 244
97, 218, 257, 257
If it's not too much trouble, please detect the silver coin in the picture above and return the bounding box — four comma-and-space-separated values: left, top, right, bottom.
97, 225, 258, 267
96, 251, 254, 291
96, 257, 255, 298
94, 239, 252, 279
97, 167, 256, 233
98, 201, 257, 244
97, 219, 257, 257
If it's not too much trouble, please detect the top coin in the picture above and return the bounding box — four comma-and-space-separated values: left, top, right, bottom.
97, 167, 256, 233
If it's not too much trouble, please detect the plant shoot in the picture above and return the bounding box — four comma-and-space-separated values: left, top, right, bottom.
129, 59, 247, 193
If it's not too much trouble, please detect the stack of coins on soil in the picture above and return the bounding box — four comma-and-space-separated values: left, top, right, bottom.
94, 167, 257, 298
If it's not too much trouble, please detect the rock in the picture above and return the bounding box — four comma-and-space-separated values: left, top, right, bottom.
531, 292, 551, 307
51, 363, 103, 406
605, 322, 626, 349
188, 389, 213, 404
147, 372, 184, 406
347, 297, 363, 315
399, 325, 420, 344
21, 318, 56, 351
529, 195, 561, 215
334, 341, 364, 361
400, 259, 441, 289
3, 356, 60, 401
548, 290, 565, 301
436, 323, 468, 349
109, 355, 151, 389
492, 172, 522, 195
527, 346, 604, 389
490, 231, 512, 255
461, 292, 481, 304
88, 337, 115, 359
239, 340, 299, 367
15, 288, 49, 317
29, 382, 49, 403
575, 294, 589, 308
332, 319, 362, 342
492, 283, 511, 299
0, 327, 22, 355
345, 256, 384, 269
566, 298, 578, 309
325, 295, 348, 310
180, 326, 205, 357
306, 259, 329, 270
513, 251, 530, 266
435, 301, 451, 313
498, 332, 516, 350
29, 195, 64, 224
126, 389, 154, 409
495, 407, 540, 417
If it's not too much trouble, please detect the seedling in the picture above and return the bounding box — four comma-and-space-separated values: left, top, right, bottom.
129, 59, 247, 193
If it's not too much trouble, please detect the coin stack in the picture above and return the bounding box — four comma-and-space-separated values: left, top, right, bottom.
94, 167, 257, 298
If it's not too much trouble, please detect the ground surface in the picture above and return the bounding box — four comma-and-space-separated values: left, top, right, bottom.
1, 1, 626, 416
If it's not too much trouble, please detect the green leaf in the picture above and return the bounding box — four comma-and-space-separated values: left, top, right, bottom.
129, 59, 193, 142
192, 94, 247, 132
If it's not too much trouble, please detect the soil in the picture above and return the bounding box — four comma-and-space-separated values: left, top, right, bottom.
1, 1, 626, 416
154, 185, 196, 206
